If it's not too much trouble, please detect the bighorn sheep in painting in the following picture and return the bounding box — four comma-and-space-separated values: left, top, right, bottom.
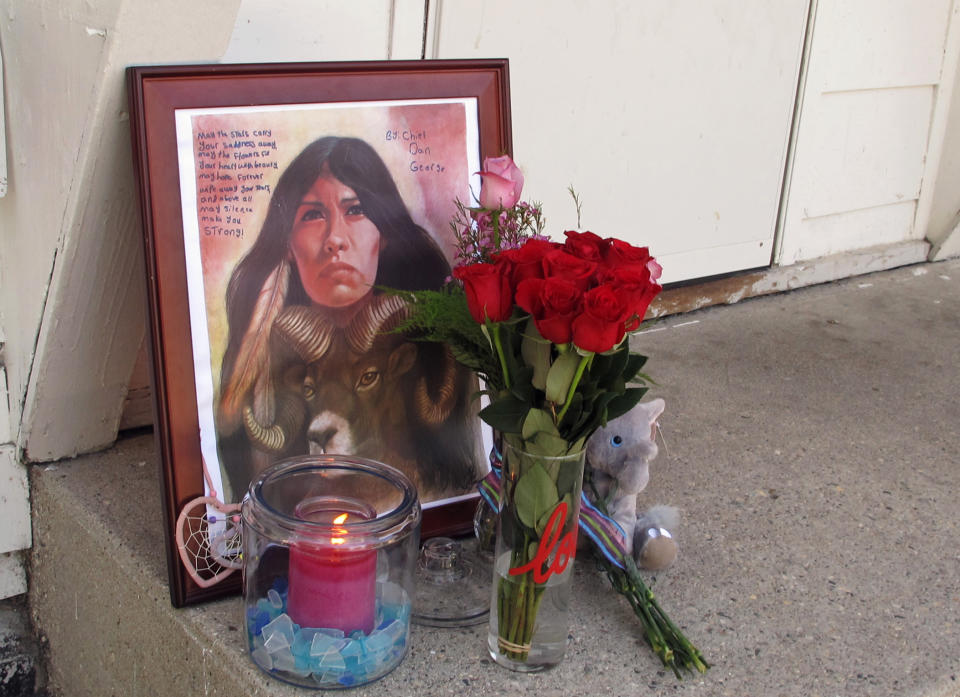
241, 294, 482, 500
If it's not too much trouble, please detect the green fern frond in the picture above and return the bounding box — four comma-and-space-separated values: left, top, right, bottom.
381, 285, 507, 391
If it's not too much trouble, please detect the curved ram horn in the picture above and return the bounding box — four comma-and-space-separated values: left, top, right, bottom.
242, 392, 306, 453
345, 294, 411, 353
273, 306, 335, 363
416, 346, 458, 425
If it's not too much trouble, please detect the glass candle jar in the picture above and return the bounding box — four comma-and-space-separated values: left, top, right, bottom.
241, 455, 421, 689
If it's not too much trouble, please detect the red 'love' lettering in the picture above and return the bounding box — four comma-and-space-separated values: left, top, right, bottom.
509, 501, 578, 584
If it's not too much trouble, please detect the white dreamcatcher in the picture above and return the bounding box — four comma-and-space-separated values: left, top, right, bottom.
175, 457, 243, 588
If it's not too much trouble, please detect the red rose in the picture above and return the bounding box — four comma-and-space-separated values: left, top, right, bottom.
603, 239, 654, 270
497, 238, 559, 285
563, 230, 608, 261
454, 262, 513, 323
516, 277, 582, 344
571, 285, 629, 353
597, 265, 662, 331
542, 249, 598, 291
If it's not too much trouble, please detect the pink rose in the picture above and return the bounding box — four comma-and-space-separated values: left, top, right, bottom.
478, 155, 524, 209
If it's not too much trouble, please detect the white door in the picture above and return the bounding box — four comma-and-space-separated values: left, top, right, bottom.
428, 1, 811, 284
778, 0, 956, 265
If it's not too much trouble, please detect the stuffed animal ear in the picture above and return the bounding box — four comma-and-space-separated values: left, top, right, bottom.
646, 397, 666, 420
640, 397, 665, 441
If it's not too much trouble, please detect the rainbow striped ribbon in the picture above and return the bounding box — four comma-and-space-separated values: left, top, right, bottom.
478, 449, 630, 571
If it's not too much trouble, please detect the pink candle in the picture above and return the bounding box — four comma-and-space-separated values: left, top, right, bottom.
287, 501, 377, 634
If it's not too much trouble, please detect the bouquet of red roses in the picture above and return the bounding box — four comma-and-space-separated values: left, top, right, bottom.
453, 230, 661, 448
393, 156, 706, 675
408, 154, 663, 455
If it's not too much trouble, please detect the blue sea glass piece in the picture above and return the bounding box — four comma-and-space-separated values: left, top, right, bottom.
314, 627, 346, 639
340, 638, 363, 661
263, 631, 289, 654
261, 613, 296, 646
309, 632, 339, 657
382, 619, 406, 647
271, 647, 295, 672
317, 647, 346, 673
365, 630, 392, 655
250, 646, 272, 671
291, 635, 311, 660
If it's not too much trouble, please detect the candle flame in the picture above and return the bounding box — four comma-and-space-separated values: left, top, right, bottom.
331, 512, 348, 544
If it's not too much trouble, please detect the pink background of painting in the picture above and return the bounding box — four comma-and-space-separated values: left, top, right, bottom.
185, 101, 472, 392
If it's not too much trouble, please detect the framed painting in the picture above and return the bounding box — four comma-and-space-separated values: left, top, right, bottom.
127, 59, 511, 606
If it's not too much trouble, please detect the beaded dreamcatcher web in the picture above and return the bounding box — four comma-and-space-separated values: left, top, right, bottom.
175, 458, 243, 588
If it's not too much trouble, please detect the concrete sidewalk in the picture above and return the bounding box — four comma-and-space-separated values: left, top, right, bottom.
29, 259, 960, 697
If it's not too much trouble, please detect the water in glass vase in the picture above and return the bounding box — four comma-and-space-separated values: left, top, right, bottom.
487, 550, 574, 672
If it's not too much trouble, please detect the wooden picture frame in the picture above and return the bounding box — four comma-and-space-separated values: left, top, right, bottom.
127, 60, 512, 607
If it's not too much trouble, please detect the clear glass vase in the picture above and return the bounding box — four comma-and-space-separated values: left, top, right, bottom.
487, 440, 586, 672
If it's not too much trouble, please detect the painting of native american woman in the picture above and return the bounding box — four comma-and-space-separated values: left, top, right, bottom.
175, 99, 489, 507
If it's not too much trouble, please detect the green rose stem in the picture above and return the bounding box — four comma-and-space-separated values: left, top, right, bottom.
498, 524, 550, 662
490, 323, 511, 389
555, 352, 592, 425
499, 534, 534, 660
592, 526, 710, 677
585, 471, 708, 676
501, 571, 545, 661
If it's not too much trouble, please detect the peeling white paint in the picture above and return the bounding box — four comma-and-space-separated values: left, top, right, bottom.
0, 551, 26, 597
85, 26, 106, 37
0, 447, 29, 557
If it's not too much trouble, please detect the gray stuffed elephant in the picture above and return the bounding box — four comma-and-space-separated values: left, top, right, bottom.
586, 398, 679, 570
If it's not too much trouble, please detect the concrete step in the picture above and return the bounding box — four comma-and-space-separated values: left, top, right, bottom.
29, 260, 960, 696
0, 596, 44, 697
